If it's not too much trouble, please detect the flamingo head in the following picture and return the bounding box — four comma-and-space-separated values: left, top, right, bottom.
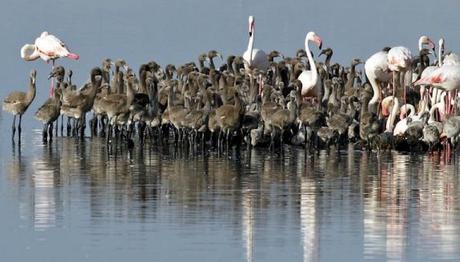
248, 16, 255, 37
399, 105, 408, 120
381, 96, 396, 117
306, 31, 322, 50
419, 35, 435, 53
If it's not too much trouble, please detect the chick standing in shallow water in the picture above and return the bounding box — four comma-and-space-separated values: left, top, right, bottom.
3, 70, 37, 141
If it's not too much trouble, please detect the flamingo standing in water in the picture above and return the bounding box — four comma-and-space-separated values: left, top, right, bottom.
298, 31, 322, 102
21, 31, 79, 96
243, 16, 269, 103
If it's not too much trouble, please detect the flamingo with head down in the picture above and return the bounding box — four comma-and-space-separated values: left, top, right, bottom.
21, 31, 79, 96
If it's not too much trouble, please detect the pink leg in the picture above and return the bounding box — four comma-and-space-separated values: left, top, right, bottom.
50, 60, 55, 97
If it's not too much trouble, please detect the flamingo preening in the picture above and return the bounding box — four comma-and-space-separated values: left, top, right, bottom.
20, 31, 79, 97
298, 31, 323, 102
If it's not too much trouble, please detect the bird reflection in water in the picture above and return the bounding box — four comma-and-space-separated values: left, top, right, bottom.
2, 138, 460, 260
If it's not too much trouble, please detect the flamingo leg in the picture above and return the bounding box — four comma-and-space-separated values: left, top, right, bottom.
50, 60, 56, 97
455, 90, 458, 115
12, 115, 16, 140
392, 71, 396, 98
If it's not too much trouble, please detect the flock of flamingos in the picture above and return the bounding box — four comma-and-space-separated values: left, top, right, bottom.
3, 16, 460, 155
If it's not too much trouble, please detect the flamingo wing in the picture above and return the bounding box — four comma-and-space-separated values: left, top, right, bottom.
243, 48, 268, 71
388, 46, 412, 71
35, 33, 69, 59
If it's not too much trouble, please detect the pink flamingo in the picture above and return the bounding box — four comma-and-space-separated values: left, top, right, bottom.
20, 31, 79, 96
414, 64, 460, 115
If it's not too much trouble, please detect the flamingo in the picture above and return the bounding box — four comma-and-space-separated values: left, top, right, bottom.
243, 16, 268, 103
387, 46, 412, 105
381, 95, 400, 132
420, 37, 444, 106
364, 47, 392, 114
414, 64, 460, 115
298, 31, 322, 102
442, 37, 460, 66
243, 16, 268, 72
20, 31, 79, 96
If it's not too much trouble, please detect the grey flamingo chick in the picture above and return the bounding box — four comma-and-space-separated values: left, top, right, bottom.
35, 85, 62, 142
2, 70, 37, 141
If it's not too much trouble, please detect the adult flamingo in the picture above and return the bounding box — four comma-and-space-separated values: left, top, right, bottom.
387, 46, 412, 104
364, 47, 392, 114
298, 31, 322, 102
414, 64, 460, 115
243, 16, 268, 72
21, 31, 79, 96
243, 16, 269, 103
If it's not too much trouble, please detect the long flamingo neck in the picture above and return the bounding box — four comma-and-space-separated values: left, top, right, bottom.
368, 76, 381, 106
305, 39, 318, 82
429, 103, 442, 122
247, 31, 254, 64
439, 45, 443, 66
385, 97, 399, 132
20, 44, 40, 61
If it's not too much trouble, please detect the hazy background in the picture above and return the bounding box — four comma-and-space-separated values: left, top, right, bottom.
1, 0, 459, 125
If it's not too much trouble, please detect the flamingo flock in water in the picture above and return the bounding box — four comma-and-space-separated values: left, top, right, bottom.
3, 17, 460, 156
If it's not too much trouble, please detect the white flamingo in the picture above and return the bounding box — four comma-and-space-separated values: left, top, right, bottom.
441, 38, 460, 66
21, 31, 79, 62
243, 16, 268, 72
298, 31, 322, 101
365, 47, 392, 113
243, 16, 269, 102
21, 31, 79, 96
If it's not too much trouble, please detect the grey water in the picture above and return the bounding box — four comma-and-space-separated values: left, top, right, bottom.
2, 0, 460, 261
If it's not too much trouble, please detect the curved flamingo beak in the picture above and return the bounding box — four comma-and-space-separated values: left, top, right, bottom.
314, 36, 322, 50
248, 22, 254, 37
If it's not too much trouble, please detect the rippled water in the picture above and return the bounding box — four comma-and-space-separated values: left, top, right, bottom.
1, 126, 460, 261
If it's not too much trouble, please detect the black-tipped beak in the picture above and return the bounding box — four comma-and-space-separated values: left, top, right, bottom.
319, 42, 322, 50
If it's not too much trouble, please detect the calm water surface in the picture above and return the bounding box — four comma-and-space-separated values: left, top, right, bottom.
1, 125, 460, 261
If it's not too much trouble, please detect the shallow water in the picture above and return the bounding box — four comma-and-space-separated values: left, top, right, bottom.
1, 126, 460, 261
